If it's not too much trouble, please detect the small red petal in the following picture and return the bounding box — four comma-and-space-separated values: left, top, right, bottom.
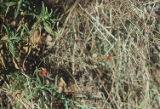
45, 71, 50, 74
41, 72, 47, 78
40, 70, 44, 74
40, 70, 49, 78
106, 56, 113, 60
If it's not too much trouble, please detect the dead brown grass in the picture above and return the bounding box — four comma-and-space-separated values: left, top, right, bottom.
47, 0, 160, 108
0, 0, 160, 108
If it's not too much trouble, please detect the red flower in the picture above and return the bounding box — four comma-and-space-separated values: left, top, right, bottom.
40, 70, 50, 78
106, 56, 113, 61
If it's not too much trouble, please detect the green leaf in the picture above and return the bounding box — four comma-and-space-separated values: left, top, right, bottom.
27, 88, 39, 100
8, 40, 15, 57
44, 22, 53, 35
2, 2, 17, 7
3, 25, 9, 36
14, 0, 23, 19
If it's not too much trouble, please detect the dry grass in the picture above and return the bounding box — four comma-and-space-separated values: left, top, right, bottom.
0, 0, 160, 109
